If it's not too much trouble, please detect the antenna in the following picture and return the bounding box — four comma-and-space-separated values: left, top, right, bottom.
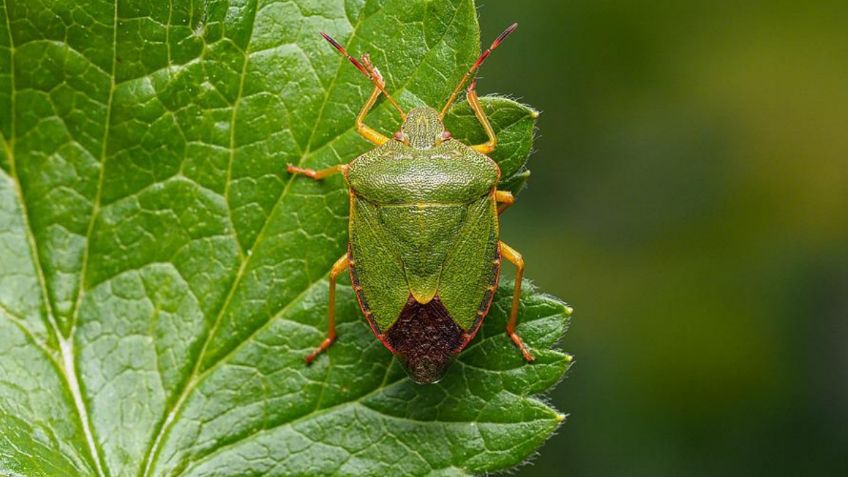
320, 33, 406, 118
439, 23, 518, 118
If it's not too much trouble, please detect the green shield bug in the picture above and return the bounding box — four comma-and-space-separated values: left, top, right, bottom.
289, 23, 533, 384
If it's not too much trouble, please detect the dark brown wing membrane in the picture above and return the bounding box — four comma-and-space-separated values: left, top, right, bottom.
384, 295, 465, 384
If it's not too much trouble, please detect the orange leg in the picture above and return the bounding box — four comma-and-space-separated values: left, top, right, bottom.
355, 84, 390, 146
305, 253, 350, 364
499, 241, 534, 362
466, 80, 497, 155
495, 189, 515, 215
287, 163, 347, 180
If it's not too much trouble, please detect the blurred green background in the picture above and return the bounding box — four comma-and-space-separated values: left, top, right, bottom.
475, 1, 848, 475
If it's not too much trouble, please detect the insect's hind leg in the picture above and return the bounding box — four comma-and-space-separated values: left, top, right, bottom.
499, 241, 535, 362
305, 253, 350, 364
466, 80, 497, 155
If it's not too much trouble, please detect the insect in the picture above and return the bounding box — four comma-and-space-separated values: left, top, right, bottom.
289, 23, 533, 384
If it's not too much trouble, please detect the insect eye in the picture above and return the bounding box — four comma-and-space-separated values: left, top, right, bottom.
440, 131, 452, 141
394, 131, 407, 142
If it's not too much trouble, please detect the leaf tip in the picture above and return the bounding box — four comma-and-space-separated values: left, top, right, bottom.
530, 109, 541, 119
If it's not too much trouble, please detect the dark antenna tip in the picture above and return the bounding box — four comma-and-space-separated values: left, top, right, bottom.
320, 32, 343, 51
439, 22, 519, 117
318, 31, 406, 118
494, 23, 519, 47
320, 32, 369, 75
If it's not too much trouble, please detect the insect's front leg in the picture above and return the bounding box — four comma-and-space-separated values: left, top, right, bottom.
287, 163, 348, 181
305, 253, 350, 364
466, 80, 497, 155
495, 190, 515, 215
499, 241, 535, 362
355, 84, 391, 146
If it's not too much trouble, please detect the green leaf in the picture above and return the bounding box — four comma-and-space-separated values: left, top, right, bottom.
0, 0, 572, 475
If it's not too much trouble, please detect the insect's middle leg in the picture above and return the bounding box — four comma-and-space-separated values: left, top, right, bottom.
305, 253, 350, 364
466, 80, 497, 155
499, 241, 535, 362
